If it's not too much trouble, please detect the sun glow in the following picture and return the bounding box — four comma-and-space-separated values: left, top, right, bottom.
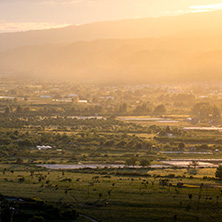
0, 21, 70, 33
190, 3, 222, 11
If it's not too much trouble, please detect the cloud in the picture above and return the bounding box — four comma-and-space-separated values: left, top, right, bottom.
190, 3, 222, 10
0, 0, 88, 3
188, 3, 222, 13
0, 21, 70, 33
168, 3, 222, 16
0, 0, 98, 6
35, 0, 84, 5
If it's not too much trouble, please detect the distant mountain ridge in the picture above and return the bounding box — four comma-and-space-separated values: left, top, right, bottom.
1, 11, 222, 84
1, 11, 222, 52
1, 35, 222, 84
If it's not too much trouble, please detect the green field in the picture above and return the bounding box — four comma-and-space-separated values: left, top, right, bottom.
0, 164, 222, 221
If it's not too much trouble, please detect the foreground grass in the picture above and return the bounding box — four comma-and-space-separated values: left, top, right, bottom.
1, 164, 222, 221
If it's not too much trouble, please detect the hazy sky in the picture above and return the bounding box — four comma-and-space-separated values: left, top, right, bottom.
1, 0, 222, 32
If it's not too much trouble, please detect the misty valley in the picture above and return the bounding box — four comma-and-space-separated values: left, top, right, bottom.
2, 6, 222, 221
0, 79, 221, 221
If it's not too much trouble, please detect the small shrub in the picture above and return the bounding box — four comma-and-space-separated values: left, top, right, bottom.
167, 174, 175, 178
28, 216, 45, 222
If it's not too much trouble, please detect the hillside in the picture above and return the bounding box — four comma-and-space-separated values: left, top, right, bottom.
1, 10, 222, 52
1, 35, 222, 84
1, 11, 222, 84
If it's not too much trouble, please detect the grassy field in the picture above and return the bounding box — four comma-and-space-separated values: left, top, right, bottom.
1, 164, 222, 221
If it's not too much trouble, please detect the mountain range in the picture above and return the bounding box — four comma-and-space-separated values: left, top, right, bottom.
1, 11, 222, 84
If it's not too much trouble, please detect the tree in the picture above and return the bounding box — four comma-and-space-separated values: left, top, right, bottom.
191, 102, 212, 118
178, 142, 185, 150
189, 160, 199, 168
133, 103, 151, 114
212, 105, 221, 119
188, 193, 193, 203
98, 193, 102, 200
28, 216, 46, 222
166, 125, 171, 133
16, 105, 23, 114
4, 106, 11, 115
153, 104, 166, 114
72, 96, 79, 104
125, 157, 137, 167
158, 130, 167, 137
1, 207, 13, 222
136, 142, 143, 149
16, 158, 24, 164
187, 160, 198, 175
139, 159, 150, 167
119, 103, 128, 113
215, 166, 222, 179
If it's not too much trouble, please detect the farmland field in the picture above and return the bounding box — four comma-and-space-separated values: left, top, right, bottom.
0, 80, 222, 221
1, 164, 222, 222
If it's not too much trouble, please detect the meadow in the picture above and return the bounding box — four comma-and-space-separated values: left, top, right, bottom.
0, 80, 222, 221
1, 164, 222, 221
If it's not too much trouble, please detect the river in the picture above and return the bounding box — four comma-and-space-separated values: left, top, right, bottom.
38, 160, 220, 169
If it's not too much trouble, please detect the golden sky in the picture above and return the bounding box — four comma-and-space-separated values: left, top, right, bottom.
1, 0, 222, 32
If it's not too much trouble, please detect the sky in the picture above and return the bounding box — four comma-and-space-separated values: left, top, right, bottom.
1, 0, 222, 33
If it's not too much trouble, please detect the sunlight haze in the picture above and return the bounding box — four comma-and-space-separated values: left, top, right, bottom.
1, 1, 222, 221
0, 0, 222, 32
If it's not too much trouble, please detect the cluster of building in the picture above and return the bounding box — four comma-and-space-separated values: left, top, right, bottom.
36, 145, 52, 150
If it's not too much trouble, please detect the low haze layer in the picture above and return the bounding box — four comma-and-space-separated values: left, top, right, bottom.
1, 10, 222, 84
1, 0, 222, 32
